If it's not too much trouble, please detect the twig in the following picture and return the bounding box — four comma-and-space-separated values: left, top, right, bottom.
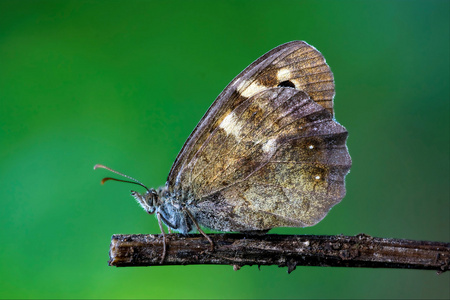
108, 233, 450, 273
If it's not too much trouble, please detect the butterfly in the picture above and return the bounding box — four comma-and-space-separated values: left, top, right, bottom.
95, 41, 352, 262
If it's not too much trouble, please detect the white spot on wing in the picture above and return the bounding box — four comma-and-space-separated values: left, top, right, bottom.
262, 138, 277, 154
237, 80, 267, 98
277, 68, 291, 81
220, 112, 242, 138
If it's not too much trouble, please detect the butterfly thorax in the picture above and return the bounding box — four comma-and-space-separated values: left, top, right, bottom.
132, 185, 194, 234
157, 185, 195, 234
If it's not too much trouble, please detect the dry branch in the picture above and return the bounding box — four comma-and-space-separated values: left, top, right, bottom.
109, 233, 449, 273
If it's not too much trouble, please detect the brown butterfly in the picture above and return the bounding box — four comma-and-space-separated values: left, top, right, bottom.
95, 41, 352, 262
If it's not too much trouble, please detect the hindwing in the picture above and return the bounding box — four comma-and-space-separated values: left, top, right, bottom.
182, 88, 351, 231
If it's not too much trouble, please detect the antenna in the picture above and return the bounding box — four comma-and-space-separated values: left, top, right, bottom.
94, 164, 150, 192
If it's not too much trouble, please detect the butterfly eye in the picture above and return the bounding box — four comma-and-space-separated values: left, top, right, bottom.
277, 80, 296, 88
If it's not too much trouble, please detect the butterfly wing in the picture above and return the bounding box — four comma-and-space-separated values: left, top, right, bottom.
168, 41, 336, 188
167, 41, 350, 231
184, 88, 351, 231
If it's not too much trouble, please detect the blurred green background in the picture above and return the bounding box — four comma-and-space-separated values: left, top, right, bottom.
1, 0, 448, 299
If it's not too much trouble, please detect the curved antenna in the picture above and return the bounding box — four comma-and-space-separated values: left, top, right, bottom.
100, 177, 151, 192
94, 164, 150, 192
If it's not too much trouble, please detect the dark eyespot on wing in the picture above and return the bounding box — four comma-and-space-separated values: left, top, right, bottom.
278, 80, 296, 88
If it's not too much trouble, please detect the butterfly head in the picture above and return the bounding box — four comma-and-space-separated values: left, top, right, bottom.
131, 189, 158, 214
94, 164, 193, 233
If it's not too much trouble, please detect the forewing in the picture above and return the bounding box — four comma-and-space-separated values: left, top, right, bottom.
168, 41, 335, 188
185, 88, 351, 231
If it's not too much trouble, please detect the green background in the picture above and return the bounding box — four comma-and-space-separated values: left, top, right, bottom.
1, 0, 449, 299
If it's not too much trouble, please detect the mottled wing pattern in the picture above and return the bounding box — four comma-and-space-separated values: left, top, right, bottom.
185, 88, 351, 231
168, 41, 335, 189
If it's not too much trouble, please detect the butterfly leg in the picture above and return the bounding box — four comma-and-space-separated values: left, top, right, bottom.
183, 207, 214, 251
156, 212, 167, 264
